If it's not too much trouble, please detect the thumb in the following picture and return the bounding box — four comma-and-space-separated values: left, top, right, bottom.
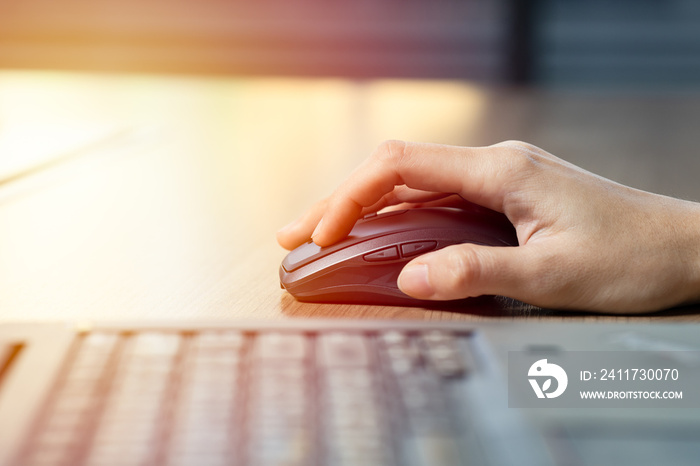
397, 243, 534, 301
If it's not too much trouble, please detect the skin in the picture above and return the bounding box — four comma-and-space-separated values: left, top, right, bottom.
277, 140, 700, 313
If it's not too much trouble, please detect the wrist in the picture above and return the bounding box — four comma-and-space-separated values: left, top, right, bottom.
678, 200, 700, 306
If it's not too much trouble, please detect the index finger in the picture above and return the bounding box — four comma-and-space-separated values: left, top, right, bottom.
312, 140, 515, 247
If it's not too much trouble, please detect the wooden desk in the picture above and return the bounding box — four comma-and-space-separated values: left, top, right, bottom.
1, 70, 699, 323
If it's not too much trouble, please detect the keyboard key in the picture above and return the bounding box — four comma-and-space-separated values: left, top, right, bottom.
419, 331, 469, 378
254, 332, 308, 360
192, 331, 244, 349
317, 333, 371, 367
325, 367, 374, 390
129, 332, 181, 356
23, 448, 71, 466
380, 333, 422, 376
380, 331, 409, 346
41, 410, 85, 433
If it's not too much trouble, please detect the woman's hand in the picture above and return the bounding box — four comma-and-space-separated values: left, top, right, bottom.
277, 140, 700, 313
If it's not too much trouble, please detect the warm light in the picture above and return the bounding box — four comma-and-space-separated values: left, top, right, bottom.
0, 71, 125, 182
0, 70, 490, 320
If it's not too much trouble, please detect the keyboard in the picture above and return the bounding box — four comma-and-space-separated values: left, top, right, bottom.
16, 326, 483, 466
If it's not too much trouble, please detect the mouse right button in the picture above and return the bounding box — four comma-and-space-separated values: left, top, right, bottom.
400, 241, 437, 258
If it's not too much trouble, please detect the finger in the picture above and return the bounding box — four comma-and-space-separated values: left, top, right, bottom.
276, 198, 328, 250
276, 189, 457, 250
312, 140, 520, 246
395, 196, 486, 212
378, 195, 476, 213
278, 189, 463, 250
397, 242, 541, 302
362, 187, 454, 214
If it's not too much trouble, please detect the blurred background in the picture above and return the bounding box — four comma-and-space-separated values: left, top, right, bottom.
1, 0, 699, 90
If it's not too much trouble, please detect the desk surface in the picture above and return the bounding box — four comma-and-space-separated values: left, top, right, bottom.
1, 70, 699, 323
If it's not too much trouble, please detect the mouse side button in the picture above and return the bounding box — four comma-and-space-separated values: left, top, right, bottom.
363, 246, 400, 262
400, 241, 437, 258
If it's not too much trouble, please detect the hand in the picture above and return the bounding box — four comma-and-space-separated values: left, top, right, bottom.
277, 140, 700, 313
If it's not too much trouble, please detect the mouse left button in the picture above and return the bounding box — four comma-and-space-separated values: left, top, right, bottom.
282, 241, 323, 272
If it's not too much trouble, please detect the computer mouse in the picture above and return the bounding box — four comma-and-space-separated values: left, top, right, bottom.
279, 206, 518, 306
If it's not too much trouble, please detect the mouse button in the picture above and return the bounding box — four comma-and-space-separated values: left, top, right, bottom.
363, 246, 400, 262
282, 234, 369, 272
281, 241, 322, 272
352, 211, 412, 238
400, 241, 437, 258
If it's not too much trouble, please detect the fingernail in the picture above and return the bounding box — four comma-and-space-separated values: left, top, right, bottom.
277, 219, 298, 235
398, 264, 434, 298
311, 217, 324, 242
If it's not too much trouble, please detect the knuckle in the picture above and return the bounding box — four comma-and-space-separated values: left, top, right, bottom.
373, 139, 408, 165
493, 140, 544, 175
495, 139, 540, 153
